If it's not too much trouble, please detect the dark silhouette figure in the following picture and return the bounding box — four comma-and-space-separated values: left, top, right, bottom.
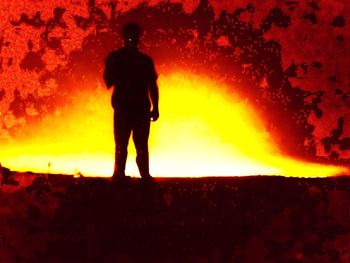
104, 22, 159, 182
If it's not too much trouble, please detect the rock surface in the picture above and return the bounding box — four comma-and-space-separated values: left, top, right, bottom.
1, 172, 350, 262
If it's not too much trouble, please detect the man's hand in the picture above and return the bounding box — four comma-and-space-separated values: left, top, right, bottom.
150, 109, 159, 122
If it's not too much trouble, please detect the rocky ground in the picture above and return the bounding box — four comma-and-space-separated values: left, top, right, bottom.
1, 167, 350, 263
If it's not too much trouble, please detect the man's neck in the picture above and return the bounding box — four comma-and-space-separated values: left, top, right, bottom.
124, 44, 138, 51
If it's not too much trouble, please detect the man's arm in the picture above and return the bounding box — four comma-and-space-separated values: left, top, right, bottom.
103, 53, 114, 89
150, 81, 159, 121
149, 57, 159, 122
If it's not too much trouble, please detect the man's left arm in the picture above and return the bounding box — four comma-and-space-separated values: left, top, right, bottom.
150, 81, 159, 121
149, 58, 159, 122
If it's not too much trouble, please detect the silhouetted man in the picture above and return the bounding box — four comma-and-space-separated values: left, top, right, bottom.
104, 22, 159, 182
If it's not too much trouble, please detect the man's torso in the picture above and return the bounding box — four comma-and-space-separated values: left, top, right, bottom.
105, 47, 157, 116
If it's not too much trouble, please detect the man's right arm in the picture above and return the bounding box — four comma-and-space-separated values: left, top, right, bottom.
103, 53, 114, 89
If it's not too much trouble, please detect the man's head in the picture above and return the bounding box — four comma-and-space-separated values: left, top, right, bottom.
122, 22, 143, 48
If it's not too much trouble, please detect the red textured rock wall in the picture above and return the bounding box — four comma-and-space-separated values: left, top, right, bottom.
0, 0, 349, 162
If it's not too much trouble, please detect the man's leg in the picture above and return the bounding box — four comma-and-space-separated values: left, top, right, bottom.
132, 117, 151, 178
114, 112, 131, 178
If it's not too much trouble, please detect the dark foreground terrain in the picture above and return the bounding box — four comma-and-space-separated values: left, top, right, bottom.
1, 168, 350, 263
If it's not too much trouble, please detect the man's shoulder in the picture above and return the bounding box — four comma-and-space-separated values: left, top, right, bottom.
106, 48, 154, 65
107, 48, 125, 58
137, 51, 154, 64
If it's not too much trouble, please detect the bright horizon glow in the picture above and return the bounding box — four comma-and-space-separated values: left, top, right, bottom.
0, 72, 348, 177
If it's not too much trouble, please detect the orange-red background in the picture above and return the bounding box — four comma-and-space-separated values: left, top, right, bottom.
0, 0, 349, 176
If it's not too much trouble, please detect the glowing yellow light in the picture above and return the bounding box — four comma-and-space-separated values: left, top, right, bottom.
0, 72, 347, 177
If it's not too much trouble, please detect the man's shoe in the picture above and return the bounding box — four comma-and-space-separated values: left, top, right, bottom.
112, 174, 131, 185
140, 174, 155, 185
